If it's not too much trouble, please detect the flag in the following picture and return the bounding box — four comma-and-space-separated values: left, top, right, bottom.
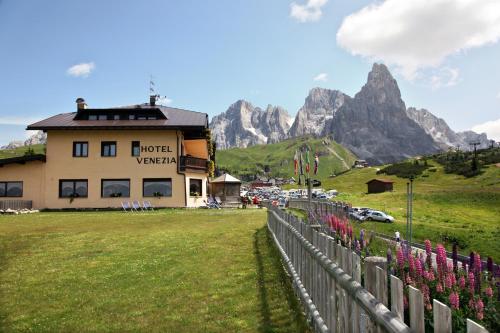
305, 149, 310, 174
293, 150, 298, 175
299, 151, 304, 175
314, 154, 319, 175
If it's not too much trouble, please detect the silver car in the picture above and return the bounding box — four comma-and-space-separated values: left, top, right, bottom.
365, 210, 394, 223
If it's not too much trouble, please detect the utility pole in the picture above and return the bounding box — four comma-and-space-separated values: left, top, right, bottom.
408, 176, 414, 249
469, 142, 480, 171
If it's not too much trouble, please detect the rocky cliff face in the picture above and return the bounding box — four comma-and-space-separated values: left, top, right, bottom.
210, 100, 291, 149
24, 131, 47, 146
329, 63, 440, 164
406, 108, 491, 150
289, 88, 347, 137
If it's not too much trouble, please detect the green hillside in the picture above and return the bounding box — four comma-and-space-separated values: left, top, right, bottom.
215, 136, 357, 180
0, 144, 45, 159
317, 161, 500, 261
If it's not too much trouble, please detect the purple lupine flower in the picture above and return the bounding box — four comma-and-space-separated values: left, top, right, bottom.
359, 229, 364, 250
474, 253, 481, 293
419, 252, 425, 271
486, 257, 493, 281
452, 243, 458, 271
449, 292, 459, 310
408, 254, 415, 279
469, 251, 475, 270
485, 287, 493, 298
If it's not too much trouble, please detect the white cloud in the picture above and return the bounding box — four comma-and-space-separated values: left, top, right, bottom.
0, 116, 43, 125
66, 62, 95, 78
290, 0, 328, 23
472, 118, 500, 141
336, 0, 500, 79
313, 73, 328, 82
430, 67, 460, 90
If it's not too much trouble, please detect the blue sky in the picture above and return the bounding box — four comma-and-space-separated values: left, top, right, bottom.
0, 0, 499, 145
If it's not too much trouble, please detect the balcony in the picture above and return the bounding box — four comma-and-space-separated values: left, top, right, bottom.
179, 156, 209, 173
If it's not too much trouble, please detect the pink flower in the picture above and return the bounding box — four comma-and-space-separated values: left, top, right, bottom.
436, 283, 443, 293
485, 287, 493, 298
474, 253, 481, 274
449, 292, 459, 310
408, 255, 415, 279
397, 247, 405, 269
445, 274, 452, 289
468, 272, 475, 294
458, 276, 466, 289
425, 239, 432, 268
475, 299, 484, 320
428, 270, 435, 281
415, 257, 423, 279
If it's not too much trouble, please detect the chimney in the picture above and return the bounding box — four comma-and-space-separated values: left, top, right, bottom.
150, 95, 157, 106
76, 97, 87, 110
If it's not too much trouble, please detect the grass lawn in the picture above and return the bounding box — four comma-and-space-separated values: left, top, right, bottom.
0, 209, 309, 333
0, 144, 45, 159
318, 162, 500, 261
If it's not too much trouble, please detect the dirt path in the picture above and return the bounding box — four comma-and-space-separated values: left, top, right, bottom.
325, 145, 350, 169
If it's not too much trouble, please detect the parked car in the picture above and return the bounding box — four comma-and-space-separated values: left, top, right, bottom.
365, 210, 394, 223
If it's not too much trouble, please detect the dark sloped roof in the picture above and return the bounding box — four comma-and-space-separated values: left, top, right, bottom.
27, 104, 208, 130
0, 154, 46, 167
366, 178, 394, 184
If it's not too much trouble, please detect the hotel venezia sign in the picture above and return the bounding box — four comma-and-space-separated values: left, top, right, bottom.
136, 145, 177, 165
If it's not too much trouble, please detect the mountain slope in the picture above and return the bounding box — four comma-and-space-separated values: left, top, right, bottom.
216, 136, 357, 180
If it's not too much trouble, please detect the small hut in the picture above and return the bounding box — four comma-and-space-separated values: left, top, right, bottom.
366, 179, 394, 194
210, 173, 241, 206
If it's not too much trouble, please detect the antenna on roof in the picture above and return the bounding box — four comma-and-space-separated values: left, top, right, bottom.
149, 74, 156, 95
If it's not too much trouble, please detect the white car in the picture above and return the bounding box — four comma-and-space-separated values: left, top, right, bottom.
365, 210, 395, 223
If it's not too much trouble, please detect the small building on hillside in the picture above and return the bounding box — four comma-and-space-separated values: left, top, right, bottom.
354, 160, 369, 168
366, 179, 394, 194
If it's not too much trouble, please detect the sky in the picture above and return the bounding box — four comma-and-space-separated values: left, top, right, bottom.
0, 0, 499, 145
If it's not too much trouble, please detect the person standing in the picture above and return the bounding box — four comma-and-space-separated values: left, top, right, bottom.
395, 230, 400, 243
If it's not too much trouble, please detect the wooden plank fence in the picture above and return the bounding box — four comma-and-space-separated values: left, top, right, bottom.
266, 204, 489, 333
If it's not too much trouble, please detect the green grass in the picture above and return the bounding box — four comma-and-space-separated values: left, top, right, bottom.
0, 209, 309, 333
0, 144, 45, 159
216, 136, 357, 180
317, 162, 500, 261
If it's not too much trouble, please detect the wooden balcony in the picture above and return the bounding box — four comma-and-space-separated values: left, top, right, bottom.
179, 156, 209, 173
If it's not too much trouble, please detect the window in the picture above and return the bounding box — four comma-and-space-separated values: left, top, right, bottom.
189, 179, 202, 197
0, 182, 23, 197
131, 141, 140, 157
143, 178, 172, 197
114, 115, 120, 120
59, 180, 88, 198
88, 115, 97, 120
102, 179, 130, 198
101, 141, 117, 157
73, 141, 88, 157
147, 116, 157, 120
98, 115, 107, 120
137, 116, 147, 120
128, 115, 135, 120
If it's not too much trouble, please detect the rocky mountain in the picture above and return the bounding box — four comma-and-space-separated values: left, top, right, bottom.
210, 100, 291, 149
329, 63, 440, 164
289, 88, 346, 137
210, 63, 491, 164
406, 108, 491, 150
0, 131, 47, 150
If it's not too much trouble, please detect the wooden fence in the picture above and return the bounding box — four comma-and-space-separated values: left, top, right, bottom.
266, 204, 489, 333
0, 200, 32, 210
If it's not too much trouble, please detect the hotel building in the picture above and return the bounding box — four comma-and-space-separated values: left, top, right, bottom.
0, 97, 210, 209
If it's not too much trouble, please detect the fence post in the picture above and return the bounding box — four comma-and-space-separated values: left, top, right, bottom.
433, 299, 451, 333
328, 238, 337, 333
390, 275, 404, 321
351, 252, 361, 333
466, 319, 488, 333
408, 286, 424, 333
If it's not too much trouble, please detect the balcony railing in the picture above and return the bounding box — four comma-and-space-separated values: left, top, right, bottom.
179, 156, 209, 172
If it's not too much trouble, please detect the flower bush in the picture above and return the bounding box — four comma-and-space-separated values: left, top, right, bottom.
391, 240, 499, 332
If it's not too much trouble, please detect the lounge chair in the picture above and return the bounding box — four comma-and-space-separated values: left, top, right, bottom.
208, 196, 221, 209
121, 201, 133, 212
214, 196, 223, 207
132, 200, 143, 212
143, 200, 154, 211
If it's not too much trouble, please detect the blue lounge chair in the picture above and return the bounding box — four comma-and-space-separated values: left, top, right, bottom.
121, 201, 132, 212
143, 200, 154, 211
132, 200, 143, 212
